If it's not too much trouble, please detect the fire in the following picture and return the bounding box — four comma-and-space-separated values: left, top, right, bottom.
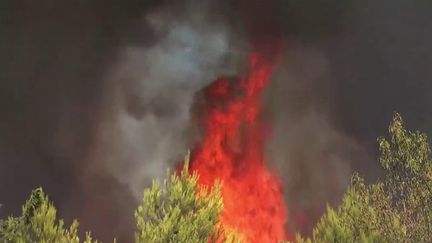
188, 52, 287, 242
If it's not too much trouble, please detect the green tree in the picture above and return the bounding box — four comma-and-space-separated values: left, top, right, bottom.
0, 153, 240, 243
378, 113, 432, 241
0, 188, 98, 243
296, 175, 393, 243
297, 113, 432, 243
134, 153, 241, 243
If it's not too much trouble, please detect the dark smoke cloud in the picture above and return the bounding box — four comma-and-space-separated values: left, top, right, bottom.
261, 0, 432, 234
0, 0, 432, 241
0, 0, 160, 241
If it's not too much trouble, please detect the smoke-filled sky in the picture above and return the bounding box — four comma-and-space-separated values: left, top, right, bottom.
1, 0, 432, 241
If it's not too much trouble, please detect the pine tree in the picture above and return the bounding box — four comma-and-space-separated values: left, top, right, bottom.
0, 187, 99, 243
0, 153, 241, 243
134, 153, 241, 243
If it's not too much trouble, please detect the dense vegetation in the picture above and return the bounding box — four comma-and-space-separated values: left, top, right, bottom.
1, 113, 431, 242
296, 113, 432, 243
134, 153, 240, 243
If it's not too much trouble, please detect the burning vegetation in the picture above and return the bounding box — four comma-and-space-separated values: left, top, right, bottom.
188, 52, 287, 242
3, 112, 432, 243
1, 2, 432, 242
3, 41, 432, 242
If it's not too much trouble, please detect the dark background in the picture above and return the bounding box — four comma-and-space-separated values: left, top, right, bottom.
0, 1, 431, 241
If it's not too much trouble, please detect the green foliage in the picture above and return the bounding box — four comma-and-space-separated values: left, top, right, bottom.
298, 113, 432, 243
134, 153, 240, 243
0, 188, 98, 243
5, 113, 432, 242
378, 113, 432, 241
296, 175, 391, 243
0, 153, 240, 243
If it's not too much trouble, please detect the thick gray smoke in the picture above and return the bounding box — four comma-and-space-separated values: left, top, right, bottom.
266, 46, 374, 233
1, 0, 432, 241
94, 0, 239, 197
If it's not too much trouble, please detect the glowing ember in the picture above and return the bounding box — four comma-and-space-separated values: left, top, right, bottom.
189, 52, 287, 242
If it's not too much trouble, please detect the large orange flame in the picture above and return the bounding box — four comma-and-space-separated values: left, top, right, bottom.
188, 52, 287, 242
